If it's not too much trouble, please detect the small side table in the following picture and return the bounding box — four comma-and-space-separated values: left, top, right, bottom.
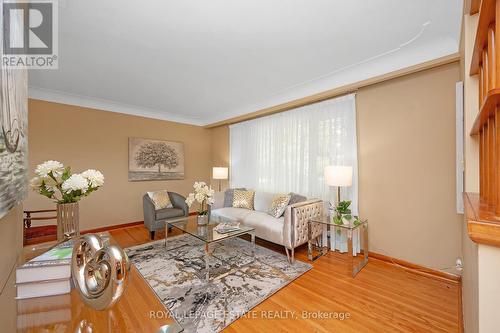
308, 215, 369, 277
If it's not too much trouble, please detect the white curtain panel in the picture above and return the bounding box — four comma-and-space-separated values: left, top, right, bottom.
230, 93, 358, 214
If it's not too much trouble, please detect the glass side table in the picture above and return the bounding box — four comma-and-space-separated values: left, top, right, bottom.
308, 215, 368, 277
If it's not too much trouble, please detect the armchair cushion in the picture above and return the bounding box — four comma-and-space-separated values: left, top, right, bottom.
155, 208, 185, 220
143, 192, 189, 234
147, 190, 173, 210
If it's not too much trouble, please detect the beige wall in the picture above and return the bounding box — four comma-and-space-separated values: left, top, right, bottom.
25, 99, 212, 230
356, 62, 462, 270
210, 125, 230, 190
0, 205, 23, 333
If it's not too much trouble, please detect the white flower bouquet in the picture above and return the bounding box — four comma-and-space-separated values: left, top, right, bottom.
30, 160, 104, 204
185, 181, 215, 216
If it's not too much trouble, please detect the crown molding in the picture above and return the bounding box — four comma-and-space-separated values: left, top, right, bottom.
28, 86, 204, 126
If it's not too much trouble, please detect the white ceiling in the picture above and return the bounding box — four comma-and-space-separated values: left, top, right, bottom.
28, 0, 463, 126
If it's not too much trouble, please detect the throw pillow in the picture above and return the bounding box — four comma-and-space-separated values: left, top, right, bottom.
232, 190, 255, 210
288, 192, 307, 205
268, 194, 291, 218
147, 191, 173, 210
224, 188, 245, 207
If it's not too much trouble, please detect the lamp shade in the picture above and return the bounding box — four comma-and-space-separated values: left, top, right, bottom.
324, 166, 352, 187
212, 167, 228, 180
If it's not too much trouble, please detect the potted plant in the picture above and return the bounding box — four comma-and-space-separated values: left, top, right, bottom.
331, 200, 364, 253
185, 181, 215, 225
30, 160, 104, 241
332, 200, 363, 227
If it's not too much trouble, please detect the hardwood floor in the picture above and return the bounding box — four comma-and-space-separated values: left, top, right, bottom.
110, 225, 460, 333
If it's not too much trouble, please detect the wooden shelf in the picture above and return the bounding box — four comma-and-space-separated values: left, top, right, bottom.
464, 192, 500, 247
470, 0, 496, 75
471, 88, 500, 134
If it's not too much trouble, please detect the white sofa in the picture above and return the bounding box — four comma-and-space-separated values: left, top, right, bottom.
210, 191, 324, 263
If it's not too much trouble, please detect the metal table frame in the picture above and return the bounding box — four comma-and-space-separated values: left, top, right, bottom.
308, 218, 369, 277
165, 219, 256, 282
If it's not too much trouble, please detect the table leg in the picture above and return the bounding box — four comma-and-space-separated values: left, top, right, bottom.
164, 222, 169, 248
351, 224, 369, 277
205, 243, 211, 282
363, 224, 369, 264
307, 221, 313, 261
250, 231, 256, 261
347, 229, 354, 277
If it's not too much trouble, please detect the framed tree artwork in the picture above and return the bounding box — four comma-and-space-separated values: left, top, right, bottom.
128, 138, 185, 181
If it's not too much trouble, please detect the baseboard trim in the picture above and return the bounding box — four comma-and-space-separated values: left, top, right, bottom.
83, 221, 144, 234
368, 251, 461, 284
83, 215, 196, 234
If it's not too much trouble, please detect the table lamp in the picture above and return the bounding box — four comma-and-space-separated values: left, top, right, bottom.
324, 165, 352, 206
212, 167, 228, 191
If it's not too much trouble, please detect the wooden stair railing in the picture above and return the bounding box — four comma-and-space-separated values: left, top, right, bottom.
23, 209, 57, 246
467, 0, 500, 246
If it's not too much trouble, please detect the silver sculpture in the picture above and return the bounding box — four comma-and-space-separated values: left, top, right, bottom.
72, 234, 131, 310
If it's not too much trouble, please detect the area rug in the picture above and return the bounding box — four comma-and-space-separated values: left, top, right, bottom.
126, 234, 312, 333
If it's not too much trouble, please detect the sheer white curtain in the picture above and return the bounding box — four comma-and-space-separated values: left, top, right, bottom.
230, 93, 358, 214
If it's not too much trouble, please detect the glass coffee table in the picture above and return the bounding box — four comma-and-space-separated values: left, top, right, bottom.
165, 215, 255, 282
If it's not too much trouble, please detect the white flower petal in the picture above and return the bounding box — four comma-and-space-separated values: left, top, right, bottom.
62, 174, 89, 193
35, 160, 64, 178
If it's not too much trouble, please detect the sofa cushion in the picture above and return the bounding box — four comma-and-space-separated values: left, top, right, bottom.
268, 194, 291, 218
288, 192, 307, 205
211, 208, 285, 246
155, 208, 184, 220
223, 188, 245, 207
242, 211, 284, 246
253, 192, 275, 212
211, 207, 254, 221
211, 191, 225, 210
232, 190, 255, 210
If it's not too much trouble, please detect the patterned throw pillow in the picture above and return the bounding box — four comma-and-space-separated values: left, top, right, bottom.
147, 191, 173, 210
268, 194, 292, 218
232, 190, 255, 210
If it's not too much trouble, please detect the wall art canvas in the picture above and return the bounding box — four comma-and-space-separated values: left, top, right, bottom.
0, 64, 28, 219
128, 138, 185, 181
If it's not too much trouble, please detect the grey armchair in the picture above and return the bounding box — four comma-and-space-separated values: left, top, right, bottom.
143, 192, 189, 240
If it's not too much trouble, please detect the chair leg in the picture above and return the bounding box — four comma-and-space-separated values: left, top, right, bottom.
150, 231, 155, 240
